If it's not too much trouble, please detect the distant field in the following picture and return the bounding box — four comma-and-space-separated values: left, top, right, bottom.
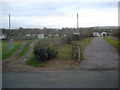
2, 40, 26, 60
104, 37, 120, 54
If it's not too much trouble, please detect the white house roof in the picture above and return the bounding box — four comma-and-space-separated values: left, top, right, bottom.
101, 32, 107, 33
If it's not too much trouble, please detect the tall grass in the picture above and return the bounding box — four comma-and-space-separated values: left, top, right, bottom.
2, 40, 26, 60
58, 37, 93, 60
73, 37, 93, 60
104, 37, 120, 54
57, 44, 72, 60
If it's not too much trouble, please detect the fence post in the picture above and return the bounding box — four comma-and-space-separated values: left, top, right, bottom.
8, 39, 10, 53
8, 39, 14, 53
13, 39, 14, 48
78, 43, 82, 63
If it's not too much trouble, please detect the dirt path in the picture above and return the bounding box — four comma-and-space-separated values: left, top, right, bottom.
79, 37, 118, 70
2, 41, 29, 64
3, 41, 35, 72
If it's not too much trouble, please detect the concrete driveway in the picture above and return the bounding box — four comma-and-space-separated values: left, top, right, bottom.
80, 37, 118, 70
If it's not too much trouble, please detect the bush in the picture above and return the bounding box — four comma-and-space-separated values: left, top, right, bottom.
34, 42, 58, 62
62, 36, 72, 44
72, 35, 80, 41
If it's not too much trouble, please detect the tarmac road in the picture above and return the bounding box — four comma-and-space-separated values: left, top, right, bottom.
80, 37, 118, 70
2, 71, 118, 88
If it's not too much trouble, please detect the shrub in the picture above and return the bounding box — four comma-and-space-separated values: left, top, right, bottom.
72, 35, 80, 41
62, 36, 72, 44
33, 42, 58, 62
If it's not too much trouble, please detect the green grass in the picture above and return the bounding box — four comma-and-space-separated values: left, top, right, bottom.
2, 40, 26, 60
26, 55, 45, 67
26, 37, 93, 67
38, 37, 61, 42
104, 37, 120, 54
38, 37, 93, 60
74, 37, 93, 60
58, 37, 93, 60
16, 41, 32, 59
57, 44, 72, 60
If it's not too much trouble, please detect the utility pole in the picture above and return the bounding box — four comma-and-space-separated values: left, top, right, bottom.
9, 14, 11, 30
77, 13, 79, 29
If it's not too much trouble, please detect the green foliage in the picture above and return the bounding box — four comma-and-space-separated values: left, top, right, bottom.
2, 40, 26, 60
58, 37, 93, 60
72, 37, 93, 60
26, 56, 45, 67
57, 44, 72, 60
34, 42, 58, 62
61, 36, 72, 44
72, 35, 80, 41
17, 41, 32, 58
27, 37, 93, 67
104, 37, 120, 54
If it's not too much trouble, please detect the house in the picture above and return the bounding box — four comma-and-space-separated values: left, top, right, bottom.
93, 32, 100, 37
32, 34, 35, 36
73, 33, 80, 35
37, 34, 44, 38
54, 34, 59, 37
45, 36, 48, 38
19, 27, 24, 30
101, 32, 107, 36
63, 34, 66, 37
26, 34, 31, 37
48, 35, 52, 38
17, 34, 22, 37
0, 34, 7, 40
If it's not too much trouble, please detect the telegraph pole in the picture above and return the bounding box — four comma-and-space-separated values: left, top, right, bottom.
9, 14, 11, 30
77, 13, 79, 29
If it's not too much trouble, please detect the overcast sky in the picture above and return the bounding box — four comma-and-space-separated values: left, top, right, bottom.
1, 0, 119, 29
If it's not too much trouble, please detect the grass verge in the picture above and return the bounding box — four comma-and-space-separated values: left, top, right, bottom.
2, 40, 26, 60
104, 37, 120, 54
16, 41, 32, 59
26, 55, 45, 67
55, 37, 93, 60
73, 37, 93, 60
